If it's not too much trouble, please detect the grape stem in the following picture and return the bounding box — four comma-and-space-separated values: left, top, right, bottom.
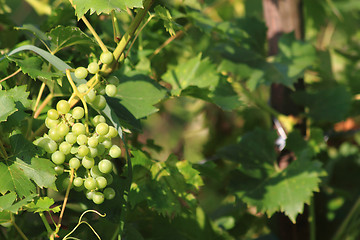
66, 69, 90, 132
34, 93, 53, 119
39, 212, 53, 237
0, 68, 21, 83
111, 10, 121, 43
81, 16, 109, 52
11, 214, 29, 240
51, 168, 75, 239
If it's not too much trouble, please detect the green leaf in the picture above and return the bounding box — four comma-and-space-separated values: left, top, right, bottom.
47, 25, 95, 53
110, 72, 167, 119
0, 192, 17, 211
218, 129, 325, 222
15, 24, 53, 51
129, 150, 202, 217
72, 0, 143, 18
154, 6, 180, 36
8, 56, 62, 81
292, 86, 352, 122
26, 197, 60, 213
162, 53, 219, 96
0, 91, 17, 123
0, 211, 11, 224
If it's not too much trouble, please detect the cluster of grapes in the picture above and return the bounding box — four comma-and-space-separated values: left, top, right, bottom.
73, 51, 118, 111
35, 51, 124, 204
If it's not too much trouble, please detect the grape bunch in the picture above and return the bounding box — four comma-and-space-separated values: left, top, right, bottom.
36, 99, 120, 205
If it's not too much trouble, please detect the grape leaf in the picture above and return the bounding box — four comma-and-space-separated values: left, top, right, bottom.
0, 91, 17, 123
0, 192, 16, 211
26, 197, 60, 213
0, 211, 11, 224
47, 25, 95, 53
218, 129, 326, 222
72, 0, 143, 18
154, 6, 180, 36
0, 134, 56, 198
129, 151, 203, 217
292, 86, 351, 122
110, 72, 167, 119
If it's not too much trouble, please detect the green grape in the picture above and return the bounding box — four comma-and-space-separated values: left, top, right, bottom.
54, 165, 64, 175
96, 85, 106, 95
45, 118, 59, 129
96, 123, 109, 136
65, 132, 77, 144
98, 159, 112, 174
106, 126, 118, 139
56, 100, 70, 114
78, 84, 88, 93
102, 139, 112, 149
71, 146, 78, 155
58, 123, 70, 137
93, 95, 106, 110
97, 135, 106, 143
88, 147, 98, 158
77, 134, 88, 145
82, 156, 94, 169
90, 165, 102, 178
92, 115, 106, 126
72, 106, 85, 120
65, 113, 75, 125
84, 89, 96, 103
103, 173, 113, 185
69, 157, 81, 169
78, 145, 89, 157
72, 123, 86, 135
36, 137, 57, 153
105, 84, 117, 97
108, 76, 119, 85
47, 109, 59, 120
74, 66, 88, 79
109, 145, 121, 158
103, 187, 116, 200
100, 51, 114, 65
48, 128, 63, 142
96, 176, 107, 189
92, 192, 105, 204
86, 190, 95, 200
97, 144, 106, 156
87, 136, 99, 148
88, 62, 99, 74
73, 177, 83, 187
51, 151, 66, 165
62, 178, 73, 190
84, 177, 97, 190
59, 141, 71, 155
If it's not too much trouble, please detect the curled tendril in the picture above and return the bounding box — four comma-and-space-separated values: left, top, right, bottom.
62, 210, 106, 240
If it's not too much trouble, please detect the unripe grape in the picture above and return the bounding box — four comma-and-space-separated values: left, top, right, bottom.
66, 132, 77, 144
47, 109, 59, 120
84, 178, 97, 190
87, 62, 99, 74
77, 134, 88, 145
82, 156, 94, 169
51, 151, 65, 165
92, 192, 105, 204
90, 166, 102, 178
98, 159, 112, 174
96, 123, 109, 136
102, 139, 112, 149
78, 145, 89, 157
108, 76, 119, 85
88, 147, 98, 158
72, 106, 85, 120
54, 165, 64, 175
86, 190, 95, 200
78, 84, 88, 93
84, 89, 96, 103
97, 144, 106, 156
59, 141, 71, 155
73, 177, 83, 187
72, 123, 86, 135
36, 137, 57, 153
58, 123, 70, 137
92, 115, 106, 126
45, 118, 60, 129
100, 51, 114, 65
56, 100, 70, 114
65, 113, 75, 125
88, 136, 99, 148
103, 173, 113, 185
74, 67, 88, 79
106, 126, 118, 139
96, 176, 107, 189
69, 157, 81, 169
109, 145, 121, 158
105, 84, 117, 97
48, 128, 63, 142
103, 187, 116, 200
93, 95, 106, 110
